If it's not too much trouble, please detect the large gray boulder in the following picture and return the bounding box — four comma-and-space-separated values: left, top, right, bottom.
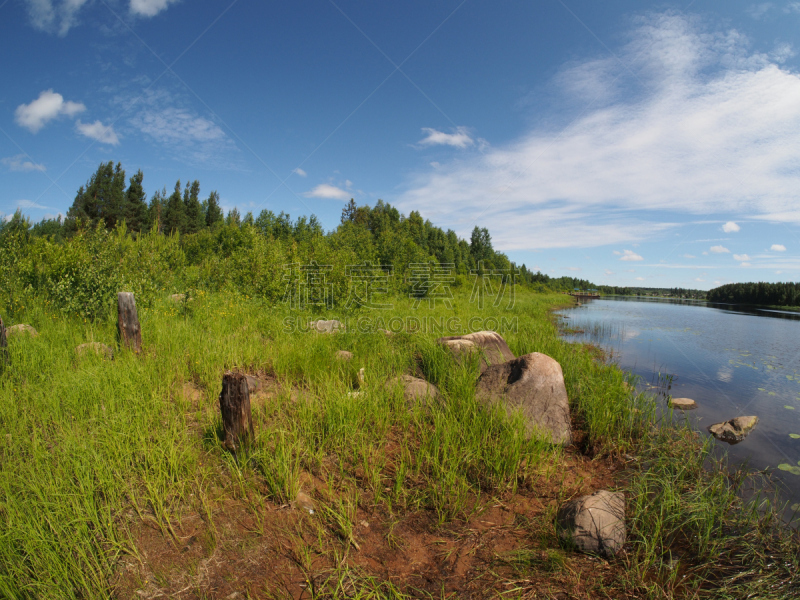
309, 319, 344, 333
476, 352, 571, 444
437, 330, 515, 372
708, 416, 758, 444
6, 324, 38, 338
557, 490, 625, 558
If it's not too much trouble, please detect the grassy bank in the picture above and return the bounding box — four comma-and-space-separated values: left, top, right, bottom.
0, 290, 797, 598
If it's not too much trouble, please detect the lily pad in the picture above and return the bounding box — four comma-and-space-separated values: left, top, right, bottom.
793, 503, 800, 512
777, 463, 800, 475
790, 434, 800, 439
758, 387, 766, 391
785, 406, 795, 410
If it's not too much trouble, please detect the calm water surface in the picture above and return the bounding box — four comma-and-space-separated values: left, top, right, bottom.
557, 297, 800, 510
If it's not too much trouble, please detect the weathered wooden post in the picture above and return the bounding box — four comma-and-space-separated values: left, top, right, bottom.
117, 292, 142, 353
0, 315, 8, 366
219, 371, 254, 454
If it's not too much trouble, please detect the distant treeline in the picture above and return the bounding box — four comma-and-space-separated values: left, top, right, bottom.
597, 286, 707, 299
707, 282, 800, 307
0, 161, 591, 320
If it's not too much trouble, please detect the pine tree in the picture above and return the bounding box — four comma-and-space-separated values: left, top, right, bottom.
205, 191, 223, 229
183, 180, 204, 234
66, 161, 127, 230
226, 207, 241, 227
125, 170, 148, 233
163, 181, 186, 234
148, 187, 166, 233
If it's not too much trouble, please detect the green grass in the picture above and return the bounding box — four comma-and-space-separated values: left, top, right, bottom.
0, 289, 797, 598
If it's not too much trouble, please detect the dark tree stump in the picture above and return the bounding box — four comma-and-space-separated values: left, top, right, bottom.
117, 292, 142, 353
219, 372, 254, 453
0, 315, 8, 366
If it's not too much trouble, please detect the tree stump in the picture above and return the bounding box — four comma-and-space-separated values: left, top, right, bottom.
117, 292, 142, 353
0, 316, 8, 366
219, 372, 254, 453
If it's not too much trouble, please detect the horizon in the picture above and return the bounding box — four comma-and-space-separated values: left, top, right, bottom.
2, 1, 799, 291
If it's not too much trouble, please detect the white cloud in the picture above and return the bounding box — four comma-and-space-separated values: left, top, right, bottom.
722, 221, 740, 232
740, 262, 752, 266
76, 120, 120, 145
293, 168, 307, 177
304, 184, 350, 200
23, 0, 90, 36
710, 245, 730, 253
130, 0, 180, 17
771, 244, 787, 251
635, 277, 645, 281
15, 89, 85, 133
747, 3, 773, 19
733, 253, 750, 261
1, 155, 45, 172
785, 2, 800, 13
620, 249, 643, 261
398, 14, 800, 250
683, 254, 696, 258
604, 269, 614, 275
694, 277, 706, 282
566, 267, 581, 271
418, 126, 474, 149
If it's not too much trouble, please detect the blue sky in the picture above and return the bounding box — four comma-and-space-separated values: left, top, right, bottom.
2, 0, 799, 289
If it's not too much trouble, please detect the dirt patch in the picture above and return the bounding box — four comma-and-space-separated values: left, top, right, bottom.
111, 450, 631, 599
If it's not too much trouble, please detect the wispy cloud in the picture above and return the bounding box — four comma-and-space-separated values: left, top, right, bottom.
417, 127, 474, 149
16, 199, 49, 210
293, 168, 307, 177
771, 244, 787, 251
15, 89, 85, 133
1, 155, 46, 172
733, 253, 750, 261
683, 253, 696, 258
129, 89, 239, 167
710, 245, 730, 253
304, 184, 350, 200
23, 0, 90, 36
398, 13, 800, 250
76, 120, 120, 145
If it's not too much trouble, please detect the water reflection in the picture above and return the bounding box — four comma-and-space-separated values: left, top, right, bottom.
558, 296, 800, 515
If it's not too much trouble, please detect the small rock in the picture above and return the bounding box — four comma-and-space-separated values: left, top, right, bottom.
557, 490, 626, 558
295, 491, 315, 514
669, 397, 697, 410
75, 342, 114, 360
335, 350, 353, 361
377, 328, 394, 337
309, 319, 344, 333
708, 416, 758, 444
387, 375, 439, 405
169, 293, 192, 303
5, 324, 38, 338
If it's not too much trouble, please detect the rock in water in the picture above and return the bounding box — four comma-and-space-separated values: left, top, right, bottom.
669, 397, 697, 410
476, 352, 572, 445
557, 490, 625, 558
708, 416, 758, 444
438, 330, 515, 372
75, 342, 114, 360
5, 324, 38, 338
309, 319, 344, 333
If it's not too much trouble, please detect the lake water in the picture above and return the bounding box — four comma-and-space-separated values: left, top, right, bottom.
557, 296, 800, 512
